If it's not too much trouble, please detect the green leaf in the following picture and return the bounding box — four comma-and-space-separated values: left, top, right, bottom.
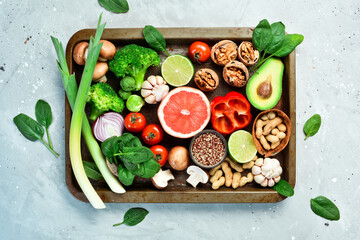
83, 161, 104, 180
310, 196, 340, 221
35, 99, 52, 128
98, 0, 129, 13
252, 19, 273, 52
118, 147, 154, 164
13, 114, 44, 141
113, 208, 149, 227
137, 158, 160, 178
143, 25, 168, 53
272, 34, 304, 57
266, 22, 286, 54
117, 163, 135, 186
304, 114, 321, 140
273, 179, 294, 197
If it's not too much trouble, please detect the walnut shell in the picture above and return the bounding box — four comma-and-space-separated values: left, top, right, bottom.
222, 60, 249, 87
238, 41, 259, 66
252, 109, 292, 157
211, 40, 238, 66
194, 68, 219, 92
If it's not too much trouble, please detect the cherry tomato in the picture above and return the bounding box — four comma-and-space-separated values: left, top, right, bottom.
188, 41, 211, 63
142, 124, 164, 145
150, 145, 168, 167
124, 112, 146, 132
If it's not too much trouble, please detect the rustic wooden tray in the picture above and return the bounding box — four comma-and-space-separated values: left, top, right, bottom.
65, 28, 296, 203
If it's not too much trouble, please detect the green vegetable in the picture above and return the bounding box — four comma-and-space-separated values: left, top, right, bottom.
35, 100, 54, 149
143, 25, 170, 56
118, 89, 131, 100
83, 161, 104, 180
98, 0, 129, 13
13, 113, 59, 157
304, 114, 321, 140
108, 44, 161, 90
51, 34, 125, 200
126, 95, 145, 112
251, 19, 304, 70
87, 82, 125, 121
101, 133, 160, 186
273, 179, 294, 197
113, 208, 149, 227
310, 196, 340, 221
120, 76, 136, 91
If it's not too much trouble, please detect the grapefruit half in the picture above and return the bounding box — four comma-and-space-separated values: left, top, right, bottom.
157, 87, 211, 138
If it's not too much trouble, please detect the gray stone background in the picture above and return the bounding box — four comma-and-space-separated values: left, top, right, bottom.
0, 0, 359, 239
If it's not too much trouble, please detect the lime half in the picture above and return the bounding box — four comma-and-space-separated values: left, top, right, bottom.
228, 130, 257, 163
161, 55, 194, 87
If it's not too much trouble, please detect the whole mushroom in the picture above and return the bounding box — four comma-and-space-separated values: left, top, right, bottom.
251, 157, 282, 187
168, 146, 190, 171
141, 75, 169, 104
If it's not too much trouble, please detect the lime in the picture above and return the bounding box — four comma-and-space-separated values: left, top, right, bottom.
228, 130, 257, 163
161, 55, 194, 87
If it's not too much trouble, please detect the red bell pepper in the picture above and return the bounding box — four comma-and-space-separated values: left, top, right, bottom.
210, 92, 252, 135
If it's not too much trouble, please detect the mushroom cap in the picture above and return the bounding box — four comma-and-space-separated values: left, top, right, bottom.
92, 62, 109, 81
194, 68, 219, 92
238, 41, 259, 66
73, 42, 89, 66
186, 165, 209, 183
168, 146, 190, 171
99, 40, 116, 60
222, 60, 249, 87
211, 40, 238, 66
151, 169, 175, 189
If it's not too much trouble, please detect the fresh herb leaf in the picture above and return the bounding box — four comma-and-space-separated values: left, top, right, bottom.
14, 114, 44, 141
273, 179, 294, 197
117, 163, 135, 186
35, 100, 52, 128
310, 196, 340, 221
83, 161, 104, 180
143, 25, 170, 56
113, 208, 149, 227
304, 114, 321, 140
117, 146, 154, 163
137, 158, 160, 178
266, 22, 285, 54
98, 0, 129, 13
252, 19, 273, 52
272, 34, 304, 57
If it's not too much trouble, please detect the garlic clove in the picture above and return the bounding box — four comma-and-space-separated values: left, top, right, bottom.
145, 95, 157, 104
147, 75, 157, 86
142, 80, 153, 90
254, 174, 265, 184
156, 75, 165, 85
260, 179, 268, 187
141, 89, 152, 98
274, 176, 281, 183
255, 158, 264, 166
252, 165, 262, 175
268, 178, 275, 187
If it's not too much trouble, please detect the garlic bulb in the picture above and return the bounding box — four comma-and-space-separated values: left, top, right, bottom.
141, 75, 169, 104
251, 158, 282, 187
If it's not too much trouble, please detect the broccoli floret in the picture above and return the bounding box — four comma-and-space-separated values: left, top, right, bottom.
87, 82, 125, 121
108, 44, 161, 91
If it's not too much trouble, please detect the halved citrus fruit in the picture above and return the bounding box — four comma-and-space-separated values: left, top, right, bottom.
228, 130, 257, 163
161, 55, 194, 87
158, 87, 211, 138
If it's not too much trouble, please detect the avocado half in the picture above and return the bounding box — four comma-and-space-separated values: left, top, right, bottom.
246, 58, 284, 110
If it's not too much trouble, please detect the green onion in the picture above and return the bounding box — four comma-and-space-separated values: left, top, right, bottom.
51, 14, 125, 209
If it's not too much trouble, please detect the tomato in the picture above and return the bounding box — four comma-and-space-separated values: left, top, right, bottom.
142, 124, 164, 145
150, 145, 168, 167
124, 112, 146, 132
188, 41, 211, 63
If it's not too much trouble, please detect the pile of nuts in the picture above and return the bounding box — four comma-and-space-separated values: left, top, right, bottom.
209, 156, 257, 190
255, 111, 287, 150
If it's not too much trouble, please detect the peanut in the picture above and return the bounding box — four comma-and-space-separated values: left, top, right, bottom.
261, 114, 269, 121
225, 157, 243, 172
212, 176, 225, 190
267, 111, 276, 120
266, 135, 280, 143
263, 117, 283, 135
260, 135, 271, 150
277, 132, 286, 140
271, 141, 280, 149
209, 164, 222, 176
271, 128, 280, 135
239, 172, 254, 187
222, 161, 233, 187
232, 172, 241, 189
278, 123, 286, 132
255, 119, 264, 139
210, 169, 223, 183
242, 160, 255, 169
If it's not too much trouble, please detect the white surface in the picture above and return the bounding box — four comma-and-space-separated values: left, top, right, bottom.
0, 0, 359, 239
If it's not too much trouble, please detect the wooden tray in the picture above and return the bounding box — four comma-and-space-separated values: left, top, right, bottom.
65, 28, 296, 203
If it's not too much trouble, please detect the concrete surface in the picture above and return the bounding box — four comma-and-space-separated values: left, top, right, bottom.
0, 0, 359, 239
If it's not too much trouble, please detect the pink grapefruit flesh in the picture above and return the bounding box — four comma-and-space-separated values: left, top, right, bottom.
158, 87, 211, 138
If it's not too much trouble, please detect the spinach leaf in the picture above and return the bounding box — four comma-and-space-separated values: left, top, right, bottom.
266, 22, 285, 54
127, 137, 142, 148
138, 158, 160, 178
272, 34, 304, 57
118, 146, 154, 163
113, 208, 149, 227
98, 0, 129, 13
101, 136, 120, 163
310, 196, 340, 221
14, 114, 44, 141
252, 19, 273, 52
143, 25, 170, 56
304, 114, 321, 140
83, 161, 103, 180
35, 100, 52, 128
273, 179, 294, 197
117, 163, 135, 186
123, 160, 141, 173
129, 162, 145, 176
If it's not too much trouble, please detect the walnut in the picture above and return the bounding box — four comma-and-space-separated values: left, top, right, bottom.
194, 68, 219, 92
211, 40, 238, 66
238, 41, 259, 66
222, 61, 249, 87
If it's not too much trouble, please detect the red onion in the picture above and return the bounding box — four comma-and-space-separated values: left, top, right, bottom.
93, 112, 124, 142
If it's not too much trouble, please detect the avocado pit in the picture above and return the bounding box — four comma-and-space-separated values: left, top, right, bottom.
257, 76, 272, 99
